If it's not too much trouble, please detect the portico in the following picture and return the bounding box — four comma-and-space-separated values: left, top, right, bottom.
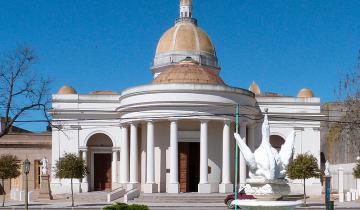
117, 118, 256, 194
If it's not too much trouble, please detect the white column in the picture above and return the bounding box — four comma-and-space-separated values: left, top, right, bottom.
248, 124, 256, 152
239, 123, 247, 188
146, 121, 155, 183
199, 120, 209, 184
80, 149, 89, 192
129, 123, 139, 184
222, 121, 231, 184
357, 178, 360, 195
144, 121, 158, 193
198, 120, 216, 193
219, 120, 233, 193
82, 150, 88, 183
168, 120, 179, 193
338, 167, 344, 202
170, 120, 178, 183
112, 150, 117, 183
120, 125, 129, 184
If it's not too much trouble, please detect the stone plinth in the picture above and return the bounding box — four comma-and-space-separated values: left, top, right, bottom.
38, 175, 53, 200
232, 199, 302, 210
244, 178, 290, 200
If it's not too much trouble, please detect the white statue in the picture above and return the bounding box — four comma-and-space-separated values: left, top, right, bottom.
234, 112, 296, 180
40, 157, 48, 175
324, 161, 330, 176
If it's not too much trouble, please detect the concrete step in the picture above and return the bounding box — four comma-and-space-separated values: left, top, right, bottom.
133, 198, 225, 203
130, 193, 228, 209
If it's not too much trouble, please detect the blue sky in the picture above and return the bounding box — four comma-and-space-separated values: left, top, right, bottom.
1, 0, 359, 131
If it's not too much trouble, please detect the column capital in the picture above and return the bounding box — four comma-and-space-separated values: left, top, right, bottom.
79, 147, 87, 152
112, 147, 120, 152
169, 118, 179, 122
247, 123, 257, 129
223, 119, 232, 125
121, 124, 129, 128
200, 119, 209, 123
239, 121, 248, 127
130, 122, 139, 126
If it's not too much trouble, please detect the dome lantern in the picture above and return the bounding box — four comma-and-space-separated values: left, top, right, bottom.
152, 0, 220, 78
180, 0, 192, 19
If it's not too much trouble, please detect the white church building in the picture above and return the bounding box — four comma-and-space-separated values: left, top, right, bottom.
51, 0, 322, 195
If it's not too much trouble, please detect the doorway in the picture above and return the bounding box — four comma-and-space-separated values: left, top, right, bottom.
178, 142, 200, 192
93, 153, 112, 191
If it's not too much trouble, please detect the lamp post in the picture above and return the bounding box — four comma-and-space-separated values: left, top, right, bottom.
23, 159, 30, 210
234, 104, 239, 210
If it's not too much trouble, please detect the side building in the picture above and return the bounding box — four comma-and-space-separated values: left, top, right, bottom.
0, 123, 51, 201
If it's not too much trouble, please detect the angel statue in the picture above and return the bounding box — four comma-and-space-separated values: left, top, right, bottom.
40, 157, 49, 175
234, 112, 296, 180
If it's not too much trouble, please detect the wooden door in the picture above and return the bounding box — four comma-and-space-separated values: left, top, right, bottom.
178, 142, 200, 192
179, 143, 189, 192
94, 153, 112, 191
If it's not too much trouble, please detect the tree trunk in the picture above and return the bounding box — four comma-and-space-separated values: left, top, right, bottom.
2, 179, 5, 207
71, 178, 74, 207
303, 178, 307, 206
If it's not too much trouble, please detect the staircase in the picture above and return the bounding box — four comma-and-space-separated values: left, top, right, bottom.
129, 193, 229, 210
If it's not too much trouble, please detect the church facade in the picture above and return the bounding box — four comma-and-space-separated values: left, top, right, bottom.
51, 0, 322, 195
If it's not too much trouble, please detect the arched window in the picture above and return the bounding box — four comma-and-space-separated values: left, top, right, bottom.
87, 133, 113, 147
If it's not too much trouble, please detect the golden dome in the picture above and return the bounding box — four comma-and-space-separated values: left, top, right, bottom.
297, 88, 314, 97
89, 90, 117, 95
153, 59, 224, 85
57, 85, 77, 94
156, 22, 215, 55
249, 81, 261, 95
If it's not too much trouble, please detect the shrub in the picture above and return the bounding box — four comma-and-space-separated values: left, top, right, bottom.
103, 203, 149, 210
354, 158, 360, 178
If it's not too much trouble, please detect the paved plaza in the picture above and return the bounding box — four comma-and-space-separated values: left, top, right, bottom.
0, 192, 359, 210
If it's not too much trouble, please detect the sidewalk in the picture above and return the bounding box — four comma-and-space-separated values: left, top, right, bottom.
0, 193, 359, 210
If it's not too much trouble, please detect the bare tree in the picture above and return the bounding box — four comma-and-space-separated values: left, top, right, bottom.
333, 51, 360, 161
0, 47, 51, 138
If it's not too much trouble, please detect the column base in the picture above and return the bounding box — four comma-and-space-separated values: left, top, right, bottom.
143, 183, 158, 193
198, 183, 219, 193
219, 183, 233, 193
127, 183, 141, 191
166, 183, 180, 193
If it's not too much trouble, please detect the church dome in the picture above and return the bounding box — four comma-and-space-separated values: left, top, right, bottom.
89, 90, 117, 95
57, 85, 77, 94
153, 58, 224, 85
249, 81, 261, 95
156, 22, 215, 55
297, 88, 314, 98
152, 0, 220, 77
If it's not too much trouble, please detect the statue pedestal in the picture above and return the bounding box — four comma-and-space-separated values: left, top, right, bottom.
244, 178, 290, 200
38, 175, 53, 200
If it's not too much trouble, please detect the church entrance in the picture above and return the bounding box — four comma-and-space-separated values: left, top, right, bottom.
93, 153, 112, 191
178, 142, 200, 192
87, 133, 114, 191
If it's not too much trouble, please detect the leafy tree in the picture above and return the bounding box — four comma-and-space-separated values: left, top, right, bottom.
54, 153, 87, 207
0, 154, 21, 207
354, 158, 360, 178
0, 47, 51, 138
287, 153, 321, 206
